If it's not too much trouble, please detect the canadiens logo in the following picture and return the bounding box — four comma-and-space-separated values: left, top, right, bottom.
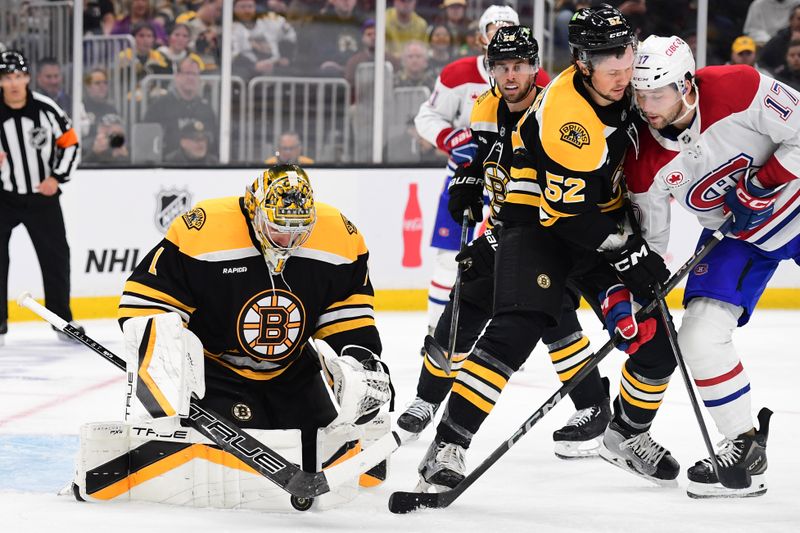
156, 188, 193, 233
559, 122, 590, 148
182, 207, 206, 231
694, 263, 709, 276
665, 171, 686, 187
236, 289, 306, 361
686, 154, 753, 211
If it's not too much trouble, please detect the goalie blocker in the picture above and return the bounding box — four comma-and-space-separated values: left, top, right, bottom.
71, 313, 392, 511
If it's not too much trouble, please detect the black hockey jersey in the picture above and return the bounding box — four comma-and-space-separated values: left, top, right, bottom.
502, 66, 637, 249
119, 196, 381, 381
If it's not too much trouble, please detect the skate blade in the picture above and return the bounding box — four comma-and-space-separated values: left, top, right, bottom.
554, 437, 602, 460
687, 475, 767, 499
599, 447, 678, 488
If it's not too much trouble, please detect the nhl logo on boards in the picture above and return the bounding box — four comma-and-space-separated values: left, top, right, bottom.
559, 122, 590, 148
232, 403, 253, 422
182, 207, 206, 231
156, 188, 193, 233
537, 274, 551, 288
28, 126, 48, 149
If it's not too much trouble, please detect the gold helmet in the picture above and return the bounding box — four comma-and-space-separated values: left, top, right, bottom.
244, 164, 316, 274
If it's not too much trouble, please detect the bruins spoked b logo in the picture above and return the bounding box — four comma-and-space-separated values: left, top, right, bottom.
237, 289, 306, 361
232, 403, 253, 421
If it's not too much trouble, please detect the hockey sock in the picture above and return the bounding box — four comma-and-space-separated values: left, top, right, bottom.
544, 333, 606, 409
615, 361, 670, 432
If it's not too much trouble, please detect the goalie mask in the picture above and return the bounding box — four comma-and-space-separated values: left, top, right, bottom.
244, 164, 316, 274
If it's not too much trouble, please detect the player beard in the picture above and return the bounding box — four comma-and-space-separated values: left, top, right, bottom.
499, 79, 534, 104
647, 103, 685, 130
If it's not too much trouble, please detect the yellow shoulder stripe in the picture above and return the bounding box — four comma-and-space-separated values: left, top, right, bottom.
166, 197, 256, 259
328, 293, 375, 310
122, 280, 196, 314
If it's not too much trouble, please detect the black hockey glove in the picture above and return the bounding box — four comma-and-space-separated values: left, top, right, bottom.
448, 173, 484, 226
455, 227, 499, 283
603, 234, 669, 299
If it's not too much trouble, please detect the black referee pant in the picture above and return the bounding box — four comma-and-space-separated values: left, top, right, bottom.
0, 190, 73, 325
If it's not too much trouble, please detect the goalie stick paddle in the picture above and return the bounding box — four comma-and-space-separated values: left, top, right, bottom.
388, 220, 731, 514
16, 292, 400, 499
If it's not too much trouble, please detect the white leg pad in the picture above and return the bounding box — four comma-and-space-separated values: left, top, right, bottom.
678, 298, 754, 438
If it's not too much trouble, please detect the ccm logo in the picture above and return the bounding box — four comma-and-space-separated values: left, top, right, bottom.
737, 188, 773, 209
612, 244, 649, 271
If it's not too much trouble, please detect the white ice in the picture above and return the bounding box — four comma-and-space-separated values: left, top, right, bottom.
1, 310, 798, 533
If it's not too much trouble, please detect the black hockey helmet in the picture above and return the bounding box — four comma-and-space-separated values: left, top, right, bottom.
0, 50, 30, 75
568, 4, 634, 60
488, 25, 539, 69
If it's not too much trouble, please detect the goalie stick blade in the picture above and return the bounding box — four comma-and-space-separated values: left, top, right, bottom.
388, 490, 450, 514
423, 335, 452, 374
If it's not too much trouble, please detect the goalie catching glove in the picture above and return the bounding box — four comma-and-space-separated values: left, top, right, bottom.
326, 345, 394, 425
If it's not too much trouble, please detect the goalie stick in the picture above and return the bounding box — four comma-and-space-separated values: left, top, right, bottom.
17, 292, 401, 499
388, 220, 731, 514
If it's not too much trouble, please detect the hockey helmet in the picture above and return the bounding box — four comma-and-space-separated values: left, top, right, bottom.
568, 4, 635, 61
244, 164, 316, 274
479, 5, 520, 40
488, 25, 539, 69
632, 35, 696, 92
0, 50, 30, 76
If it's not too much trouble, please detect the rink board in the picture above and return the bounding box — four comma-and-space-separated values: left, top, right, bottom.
6, 167, 799, 321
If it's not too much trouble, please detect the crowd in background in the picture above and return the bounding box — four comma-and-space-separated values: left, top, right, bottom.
2, 0, 800, 166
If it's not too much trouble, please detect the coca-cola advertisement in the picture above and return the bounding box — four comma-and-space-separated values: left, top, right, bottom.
402, 182, 423, 267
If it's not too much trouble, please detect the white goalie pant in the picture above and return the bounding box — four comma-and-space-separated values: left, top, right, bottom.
678, 297, 754, 439
72, 414, 390, 511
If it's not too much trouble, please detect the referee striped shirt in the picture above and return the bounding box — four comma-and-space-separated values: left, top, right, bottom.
0, 89, 80, 194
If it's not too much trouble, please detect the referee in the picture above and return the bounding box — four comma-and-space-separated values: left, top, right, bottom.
0, 50, 82, 344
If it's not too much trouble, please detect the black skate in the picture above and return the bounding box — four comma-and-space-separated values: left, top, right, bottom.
397, 397, 440, 438
599, 420, 680, 487
553, 401, 612, 460
416, 438, 466, 492
687, 408, 772, 499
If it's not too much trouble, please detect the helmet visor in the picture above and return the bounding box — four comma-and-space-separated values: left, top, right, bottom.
489, 60, 537, 77
253, 206, 314, 252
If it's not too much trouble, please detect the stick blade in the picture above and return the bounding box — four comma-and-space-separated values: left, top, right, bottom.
423, 335, 452, 374
388, 490, 445, 514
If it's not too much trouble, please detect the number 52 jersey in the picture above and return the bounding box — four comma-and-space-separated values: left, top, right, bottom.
625, 65, 800, 254
118, 196, 381, 381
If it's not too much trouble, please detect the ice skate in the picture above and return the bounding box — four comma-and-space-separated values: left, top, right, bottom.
553, 400, 611, 459
397, 397, 440, 438
417, 438, 466, 492
599, 421, 679, 487
687, 408, 771, 499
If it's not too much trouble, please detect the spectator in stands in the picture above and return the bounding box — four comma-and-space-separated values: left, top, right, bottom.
231, 0, 297, 61
164, 119, 217, 164
745, 0, 800, 45
759, 5, 800, 72
118, 22, 170, 83
157, 23, 206, 72
728, 35, 765, 72
84, 113, 130, 164
176, 0, 223, 49
143, 56, 217, 155
462, 20, 484, 56
437, 0, 471, 52
112, 0, 169, 45
268, 0, 291, 17
774, 38, 800, 89
232, 32, 290, 80
303, 0, 363, 76
346, 19, 374, 87
82, 68, 119, 142
394, 40, 436, 90
427, 24, 453, 75
35, 58, 71, 114
84, 0, 116, 35
265, 131, 314, 165
385, 0, 429, 60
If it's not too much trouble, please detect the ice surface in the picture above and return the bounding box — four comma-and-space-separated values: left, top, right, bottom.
1, 310, 798, 532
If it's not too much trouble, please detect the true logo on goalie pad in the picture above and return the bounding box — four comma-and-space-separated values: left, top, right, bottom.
236, 289, 306, 361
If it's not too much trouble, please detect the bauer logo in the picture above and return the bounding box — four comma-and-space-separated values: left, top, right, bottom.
155, 188, 192, 234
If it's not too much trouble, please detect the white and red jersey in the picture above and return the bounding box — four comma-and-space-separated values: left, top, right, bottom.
415, 55, 551, 177
626, 65, 800, 253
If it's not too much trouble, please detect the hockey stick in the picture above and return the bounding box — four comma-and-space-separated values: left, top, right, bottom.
443, 209, 472, 374
16, 292, 401, 499
388, 221, 731, 513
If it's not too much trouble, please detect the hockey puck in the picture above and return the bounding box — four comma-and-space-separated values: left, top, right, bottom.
290, 495, 314, 511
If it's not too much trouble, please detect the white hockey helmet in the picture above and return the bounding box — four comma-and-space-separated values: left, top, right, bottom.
632, 35, 696, 94
479, 5, 520, 40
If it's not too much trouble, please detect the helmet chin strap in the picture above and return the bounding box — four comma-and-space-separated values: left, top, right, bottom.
667, 80, 697, 127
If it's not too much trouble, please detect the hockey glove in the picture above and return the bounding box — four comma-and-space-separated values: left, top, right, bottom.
443, 127, 478, 167
455, 227, 499, 283
603, 233, 669, 299
327, 345, 394, 425
599, 284, 657, 355
723, 174, 782, 234
448, 173, 485, 225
